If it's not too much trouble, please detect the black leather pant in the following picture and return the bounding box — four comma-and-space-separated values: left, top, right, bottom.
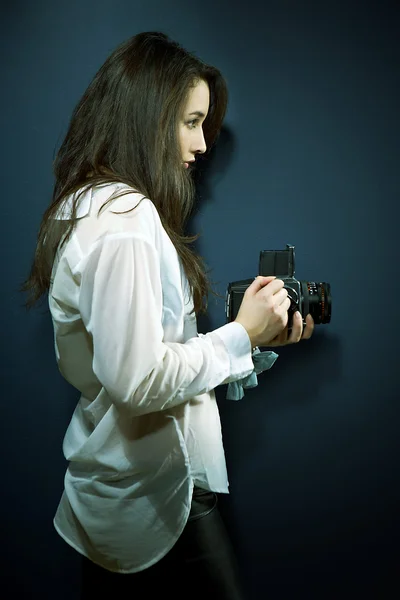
80, 486, 246, 600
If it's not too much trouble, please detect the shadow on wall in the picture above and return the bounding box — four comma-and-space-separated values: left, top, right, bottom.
217, 330, 341, 420
187, 125, 237, 336
186, 123, 339, 407
191, 124, 237, 207
215, 330, 341, 570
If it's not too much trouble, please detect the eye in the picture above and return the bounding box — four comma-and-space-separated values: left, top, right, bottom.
187, 118, 200, 129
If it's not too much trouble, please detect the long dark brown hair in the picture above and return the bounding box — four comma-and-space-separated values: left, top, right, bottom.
22, 31, 228, 315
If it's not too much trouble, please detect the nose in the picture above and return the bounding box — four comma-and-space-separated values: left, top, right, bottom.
194, 127, 207, 155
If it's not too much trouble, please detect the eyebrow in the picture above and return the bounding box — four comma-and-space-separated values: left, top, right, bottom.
188, 111, 206, 118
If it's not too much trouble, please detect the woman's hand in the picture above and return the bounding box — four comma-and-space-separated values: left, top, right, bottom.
266, 313, 314, 347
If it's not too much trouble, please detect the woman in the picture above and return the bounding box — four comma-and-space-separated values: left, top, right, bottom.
23, 32, 313, 598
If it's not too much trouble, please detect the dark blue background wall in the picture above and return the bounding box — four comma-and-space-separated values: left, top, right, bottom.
2, 1, 399, 598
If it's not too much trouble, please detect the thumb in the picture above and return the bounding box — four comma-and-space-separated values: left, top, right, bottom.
249, 275, 276, 294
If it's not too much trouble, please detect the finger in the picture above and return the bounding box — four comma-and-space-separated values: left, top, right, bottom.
270, 327, 288, 347
251, 276, 276, 294
275, 287, 289, 306
279, 327, 289, 344
301, 314, 315, 340
256, 275, 276, 285
263, 278, 285, 296
287, 311, 303, 344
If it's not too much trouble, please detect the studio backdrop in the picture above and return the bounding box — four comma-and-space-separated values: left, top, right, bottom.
1, 1, 399, 598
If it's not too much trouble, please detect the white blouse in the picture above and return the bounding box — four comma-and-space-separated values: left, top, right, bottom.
49, 182, 255, 573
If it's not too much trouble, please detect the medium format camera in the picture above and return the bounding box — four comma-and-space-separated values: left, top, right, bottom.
225, 244, 332, 335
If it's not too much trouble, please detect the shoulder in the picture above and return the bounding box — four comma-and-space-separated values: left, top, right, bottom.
70, 183, 165, 257
57, 182, 168, 272
96, 183, 162, 221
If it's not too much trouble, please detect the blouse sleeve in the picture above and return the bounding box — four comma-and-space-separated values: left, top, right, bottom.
78, 233, 254, 416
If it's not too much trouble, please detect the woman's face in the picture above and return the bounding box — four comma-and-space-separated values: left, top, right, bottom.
179, 79, 209, 169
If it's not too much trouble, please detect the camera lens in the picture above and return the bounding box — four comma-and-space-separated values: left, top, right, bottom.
302, 281, 331, 324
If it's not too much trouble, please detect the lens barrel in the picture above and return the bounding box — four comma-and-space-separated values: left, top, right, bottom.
304, 281, 331, 324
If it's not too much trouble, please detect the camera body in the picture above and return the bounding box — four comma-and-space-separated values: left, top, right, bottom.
225, 244, 331, 334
